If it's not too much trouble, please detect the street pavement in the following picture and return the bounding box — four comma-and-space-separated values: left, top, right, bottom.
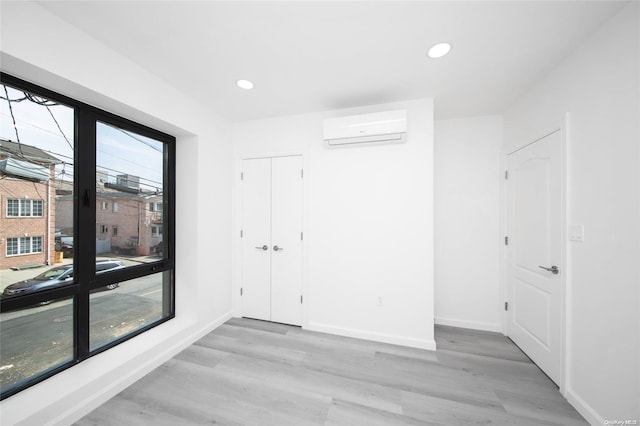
1, 266, 167, 392
0, 254, 161, 292
1, 287, 165, 392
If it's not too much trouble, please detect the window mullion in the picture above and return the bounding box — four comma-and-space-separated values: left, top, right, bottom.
75, 109, 97, 361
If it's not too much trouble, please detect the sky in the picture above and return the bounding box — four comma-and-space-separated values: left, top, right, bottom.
1, 84, 163, 192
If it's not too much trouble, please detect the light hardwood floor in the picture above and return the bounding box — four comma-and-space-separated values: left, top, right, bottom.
75, 318, 587, 425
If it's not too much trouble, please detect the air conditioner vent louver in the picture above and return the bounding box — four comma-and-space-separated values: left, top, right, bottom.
323, 110, 407, 147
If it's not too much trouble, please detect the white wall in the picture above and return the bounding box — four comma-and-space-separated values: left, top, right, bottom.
503, 3, 640, 424
231, 99, 435, 350
0, 3, 233, 425
434, 116, 503, 332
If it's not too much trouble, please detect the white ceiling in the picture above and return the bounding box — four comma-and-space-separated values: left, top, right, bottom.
39, 1, 625, 122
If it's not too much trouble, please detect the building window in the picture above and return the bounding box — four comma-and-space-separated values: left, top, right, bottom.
6, 199, 19, 216
148, 202, 162, 213
6, 199, 44, 217
5, 236, 43, 256
31, 236, 43, 253
32, 201, 43, 217
19, 200, 30, 216
5, 238, 18, 256
151, 225, 163, 237
0, 73, 175, 400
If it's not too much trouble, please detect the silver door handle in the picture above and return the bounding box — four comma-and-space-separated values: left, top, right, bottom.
273, 245, 283, 251
255, 245, 268, 251
538, 265, 559, 275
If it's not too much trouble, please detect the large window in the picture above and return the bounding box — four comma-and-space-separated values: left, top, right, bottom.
0, 73, 175, 399
5, 236, 43, 256
6, 199, 44, 217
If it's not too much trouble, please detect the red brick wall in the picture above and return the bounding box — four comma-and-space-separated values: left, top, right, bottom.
0, 176, 55, 270
53, 194, 164, 258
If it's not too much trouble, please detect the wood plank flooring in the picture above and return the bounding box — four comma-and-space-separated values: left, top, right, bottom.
75, 318, 587, 425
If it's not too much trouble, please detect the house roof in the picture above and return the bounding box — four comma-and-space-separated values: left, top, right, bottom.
0, 138, 60, 164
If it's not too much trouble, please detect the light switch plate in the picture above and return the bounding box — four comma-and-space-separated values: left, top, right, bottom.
569, 224, 585, 242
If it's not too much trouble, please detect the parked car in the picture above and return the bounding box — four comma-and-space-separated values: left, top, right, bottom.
154, 241, 164, 257
1, 260, 125, 299
54, 235, 74, 258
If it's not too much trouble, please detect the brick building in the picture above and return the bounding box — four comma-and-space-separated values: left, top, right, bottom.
56, 175, 163, 257
0, 139, 59, 270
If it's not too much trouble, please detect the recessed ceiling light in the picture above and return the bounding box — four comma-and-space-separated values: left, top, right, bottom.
427, 42, 452, 59
236, 79, 254, 90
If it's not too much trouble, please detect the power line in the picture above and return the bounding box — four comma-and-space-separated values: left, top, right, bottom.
0, 93, 28, 103
1, 144, 163, 188
3, 85, 25, 159
45, 104, 74, 152
0, 112, 74, 149
97, 148, 163, 178
32, 181, 45, 202
0, 143, 73, 162
24, 92, 59, 107
2, 86, 164, 188
111, 125, 163, 153
95, 163, 163, 187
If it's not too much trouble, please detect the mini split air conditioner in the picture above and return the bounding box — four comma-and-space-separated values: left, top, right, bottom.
323, 110, 407, 146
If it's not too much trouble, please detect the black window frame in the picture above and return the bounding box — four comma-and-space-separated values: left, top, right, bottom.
0, 72, 176, 400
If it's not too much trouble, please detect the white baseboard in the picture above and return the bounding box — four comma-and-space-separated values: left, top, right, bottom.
306, 321, 436, 351
48, 311, 233, 426
435, 316, 502, 333
566, 388, 605, 426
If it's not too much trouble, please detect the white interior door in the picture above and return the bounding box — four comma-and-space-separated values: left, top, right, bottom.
271, 156, 303, 326
507, 130, 562, 384
241, 156, 303, 326
241, 158, 272, 321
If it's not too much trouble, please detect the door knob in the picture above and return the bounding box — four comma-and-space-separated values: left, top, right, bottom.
255, 245, 268, 251
538, 265, 559, 275
273, 245, 283, 251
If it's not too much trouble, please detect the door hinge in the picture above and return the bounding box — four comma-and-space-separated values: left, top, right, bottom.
300, 295, 303, 304
241, 288, 243, 296
301, 169, 304, 178
241, 172, 244, 180
505, 170, 508, 179
301, 231, 303, 240
505, 236, 509, 245
240, 230, 243, 238
504, 301, 508, 311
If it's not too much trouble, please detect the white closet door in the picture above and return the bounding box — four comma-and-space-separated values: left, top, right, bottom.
270, 156, 303, 326
241, 158, 272, 321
